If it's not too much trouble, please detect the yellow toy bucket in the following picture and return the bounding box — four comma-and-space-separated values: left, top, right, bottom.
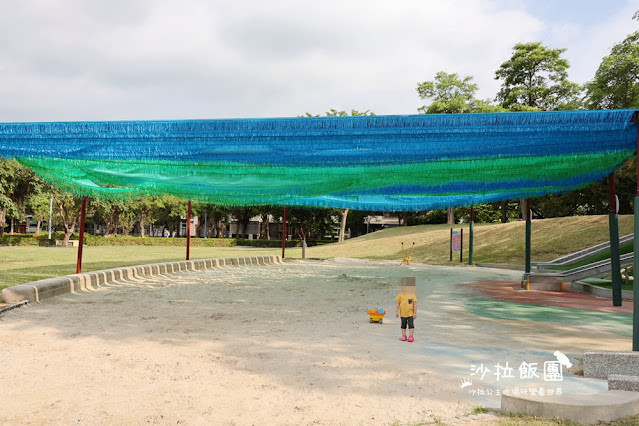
368, 308, 386, 324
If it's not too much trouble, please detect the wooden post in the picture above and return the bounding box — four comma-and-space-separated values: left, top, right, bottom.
282, 206, 287, 259
186, 200, 191, 261
76, 196, 87, 274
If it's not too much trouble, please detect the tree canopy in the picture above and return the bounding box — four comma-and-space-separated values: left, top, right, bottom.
495, 42, 581, 110
585, 31, 639, 109
417, 71, 504, 114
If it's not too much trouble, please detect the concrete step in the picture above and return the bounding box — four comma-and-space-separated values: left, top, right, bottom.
501, 390, 639, 424
609, 375, 639, 392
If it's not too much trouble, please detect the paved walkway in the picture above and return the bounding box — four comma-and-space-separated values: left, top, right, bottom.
462, 280, 633, 314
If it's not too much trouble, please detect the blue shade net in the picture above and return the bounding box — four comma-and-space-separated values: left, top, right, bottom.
0, 109, 637, 211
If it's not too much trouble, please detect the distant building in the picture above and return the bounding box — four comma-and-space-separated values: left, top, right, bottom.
364, 212, 401, 233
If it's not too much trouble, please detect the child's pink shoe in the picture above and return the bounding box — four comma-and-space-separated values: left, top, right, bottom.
407, 336, 414, 342
400, 335, 407, 341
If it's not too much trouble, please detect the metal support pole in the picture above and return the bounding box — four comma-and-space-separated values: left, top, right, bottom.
186, 200, 191, 261
204, 208, 208, 239
525, 198, 531, 276
469, 206, 474, 265
460, 228, 463, 263
282, 206, 287, 258
449, 228, 453, 262
48, 193, 53, 240
76, 196, 87, 274
634, 121, 639, 351
609, 173, 622, 306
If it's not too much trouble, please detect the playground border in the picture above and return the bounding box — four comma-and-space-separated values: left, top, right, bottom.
0, 255, 282, 304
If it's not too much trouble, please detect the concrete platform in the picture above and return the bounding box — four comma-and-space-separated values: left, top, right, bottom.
501, 390, 639, 424
0, 255, 282, 304
583, 350, 639, 379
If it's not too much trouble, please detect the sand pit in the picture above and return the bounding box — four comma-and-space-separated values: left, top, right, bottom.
0, 258, 632, 425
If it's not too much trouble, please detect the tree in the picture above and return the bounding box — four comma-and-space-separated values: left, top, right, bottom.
228, 206, 260, 238
129, 197, 160, 238
91, 198, 136, 237
0, 159, 42, 234
417, 71, 505, 114
287, 206, 334, 258
417, 72, 505, 224
584, 32, 639, 109
27, 190, 52, 233
495, 42, 582, 219
152, 196, 190, 236
53, 190, 83, 246
303, 108, 375, 240
495, 42, 581, 111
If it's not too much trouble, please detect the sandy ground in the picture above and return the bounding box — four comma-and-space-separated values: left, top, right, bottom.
0, 258, 632, 425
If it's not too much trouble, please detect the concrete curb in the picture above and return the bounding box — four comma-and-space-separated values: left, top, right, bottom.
501, 390, 639, 424
0, 255, 282, 304
570, 281, 634, 300
475, 263, 524, 271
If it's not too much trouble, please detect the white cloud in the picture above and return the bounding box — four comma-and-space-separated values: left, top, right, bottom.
0, 0, 634, 121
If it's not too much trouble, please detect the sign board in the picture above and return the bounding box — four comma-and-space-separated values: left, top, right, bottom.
450, 228, 463, 262
451, 232, 461, 251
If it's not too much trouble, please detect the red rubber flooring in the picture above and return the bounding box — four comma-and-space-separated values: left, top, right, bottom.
461, 281, 633, 314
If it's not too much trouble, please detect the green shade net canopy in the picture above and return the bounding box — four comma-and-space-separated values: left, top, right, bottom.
1, 109, 637, 210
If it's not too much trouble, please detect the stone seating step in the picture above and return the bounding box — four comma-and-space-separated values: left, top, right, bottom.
501, 390, 639, 424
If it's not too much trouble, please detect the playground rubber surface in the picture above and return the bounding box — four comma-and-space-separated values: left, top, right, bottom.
463, 280, 633, 314
0, 259, 632, 425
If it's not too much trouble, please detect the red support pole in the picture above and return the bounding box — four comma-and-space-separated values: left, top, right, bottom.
470, 206, 474, 222
186, 200, 191, 261
76, 196, 87, 274
282, 206, 287, 258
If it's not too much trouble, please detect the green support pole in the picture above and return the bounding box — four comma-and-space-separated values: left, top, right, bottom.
633, 118, 639, 351
609, 174, 622, 306
634, 198, 639, 351
525, 199, 531, 275
469, 206, 474, 265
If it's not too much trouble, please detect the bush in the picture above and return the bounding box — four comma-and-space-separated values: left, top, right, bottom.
0, 233, 335, 248
235, 239, 332, 248
0, 234, 55, 246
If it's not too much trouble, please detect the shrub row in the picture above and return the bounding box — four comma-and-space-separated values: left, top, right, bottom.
1, 233, 333, 248
0, 234, 55, 246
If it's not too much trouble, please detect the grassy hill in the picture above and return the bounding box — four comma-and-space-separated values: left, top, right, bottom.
302, 215, 634, 265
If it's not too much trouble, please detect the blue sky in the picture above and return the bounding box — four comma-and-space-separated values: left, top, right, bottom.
0, 0, 638, 121
523, 0, 627, 26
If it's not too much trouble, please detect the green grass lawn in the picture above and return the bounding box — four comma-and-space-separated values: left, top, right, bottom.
581, 277, 635, 291
0, 215, 634, 292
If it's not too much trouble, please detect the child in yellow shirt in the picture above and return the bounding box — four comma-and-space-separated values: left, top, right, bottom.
395, 277, 417, 342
